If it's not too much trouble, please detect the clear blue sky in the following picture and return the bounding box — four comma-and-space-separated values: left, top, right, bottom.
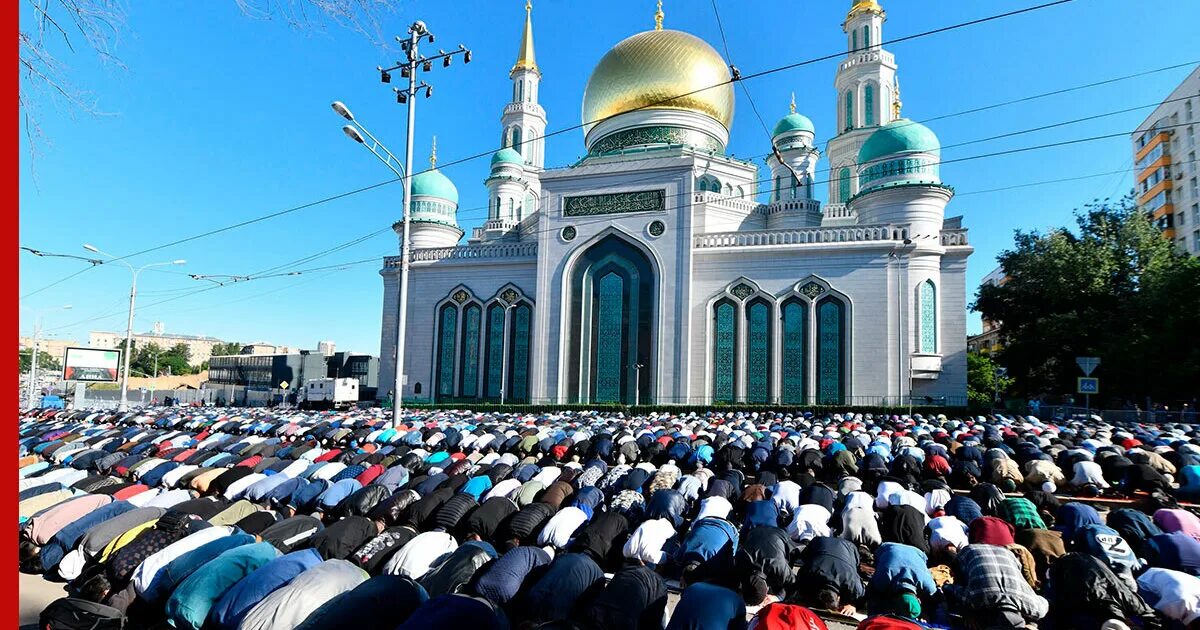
19, 0, 1200, 355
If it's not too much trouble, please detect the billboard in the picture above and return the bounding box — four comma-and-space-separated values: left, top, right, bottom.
63, 347, 122, 382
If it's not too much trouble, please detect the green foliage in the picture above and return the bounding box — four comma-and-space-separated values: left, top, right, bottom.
210, 342, 243, 357
19, 349, 62, 374
973, 196, 1200, 403
130, 341, 194, 376
967, 352, 1013, 411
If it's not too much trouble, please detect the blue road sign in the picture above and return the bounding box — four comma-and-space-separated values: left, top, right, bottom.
1077, 377, 1100, 394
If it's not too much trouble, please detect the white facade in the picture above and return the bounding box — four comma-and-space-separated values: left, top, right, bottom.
88, 330, 228, 367
1131, 65, 1200, 255
377, 1, 972, 406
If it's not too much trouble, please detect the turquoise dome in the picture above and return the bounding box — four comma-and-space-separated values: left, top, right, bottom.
858, 119, 940, 163
772, 112, 815, 138
490, 147, 524, 167
410, 169, 459, 204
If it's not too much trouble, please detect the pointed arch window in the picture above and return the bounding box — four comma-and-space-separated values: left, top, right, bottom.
507, 303, 531, 403
919, 280, 937, 353
845, 91, 855, 131
436, 304, 458, 398
712, 299, 737, 403
864, 83, 876, 126
863, 25, 871, 48
838, 167, 851, 202
458, 304, 481, 398
746, 299, 772, 403
816, 297, 846, 405
511, 127, 523, 156
781, 299, 807, 404
484, 304, 505, 399
774, 175, 782, 202
851, 30, 858, 51
516, 80, 524, 103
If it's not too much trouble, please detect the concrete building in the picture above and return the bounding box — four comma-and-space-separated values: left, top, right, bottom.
326, 351, 380, 399
205, 351, 327, 406
240, 343, 294, 356
1132, 65, 1200, 255
967, 266, 1006, 355
19, 337, 79, 365
318, 340, 337, 356
378, 0, 971, 406
89, 326, 227, 368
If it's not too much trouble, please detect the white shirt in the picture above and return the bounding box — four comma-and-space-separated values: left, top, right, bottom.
143, 489, 195, 509
929, 515, 969, 551
532, 466, 562, 487
623, 518, 675, 566
1071, 461, 1110, 488
311, 462, 346, 481
696, 496, 733, 521
278, 459, 310, 479
19, 468, 87, 492
1137, 568, 1200, 624
771, 480, 802, 514
537, 506, 589, 549
484, 479, 523, 502
225, 473, 267, 500
126, 488, 163, 507
925, 489, 952, 516
132, 526, 233, 595
161, 465, 198, 489
787, 504, 832, 544
383, 532, 458, 579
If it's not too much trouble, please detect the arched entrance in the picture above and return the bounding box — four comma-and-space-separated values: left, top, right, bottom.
567, 235, 656, 404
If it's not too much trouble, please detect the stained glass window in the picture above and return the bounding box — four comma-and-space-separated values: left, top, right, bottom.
839, 167, 851, 202
817, 298, 845, 405
713, 300, 736, 403
864, 83, 875, 126
484, 304, 504, 399
782, 300, 806, 404
508, 304, 531, 402
919, 280, 937, 354
594, 272, 624, 403
459, 304, 481, 398
436, 304, 458, 398
747, 300, 771, 403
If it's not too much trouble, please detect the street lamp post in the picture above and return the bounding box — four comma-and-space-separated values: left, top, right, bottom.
333, 21, 471, 428
83, 244, 185, 411
24, 304, 72, 407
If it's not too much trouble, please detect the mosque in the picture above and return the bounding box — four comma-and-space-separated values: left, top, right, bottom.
378, 0, 972, 406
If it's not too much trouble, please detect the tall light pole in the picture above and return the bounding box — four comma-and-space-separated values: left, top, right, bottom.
334, 21, 471, 428
83, 244, 185, 411
24, 304, 72, 407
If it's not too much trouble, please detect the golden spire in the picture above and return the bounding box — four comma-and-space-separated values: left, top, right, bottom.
512, 0, 538, 74
654, 0, 664, 30
430, 136, 437, 168
892, 77, 902, 119
789, 92, 796, 115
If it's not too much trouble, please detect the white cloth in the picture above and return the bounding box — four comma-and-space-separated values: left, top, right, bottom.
925, 489, 952, 516
19, 468, 87, 492
1071, 461, 1110, 488
225, 473, 266, 500
537, 506, 589, 548
383, 531, 458, 579
787, 504, 832, 544
278, 459, 310, 479
875, 481, 905, 510
239, 560, 368, 630
1137, 568, 1200, 624
532, 466, 562, 487
484, 479, 523, 502
771, 480, 802, 514
143, 489, 195, 509
161, 465, 198, 489
310, 462, 346, 481
132, 526, 233, 596
696, 496, 733, 521
623, 518, 675, 566
928, 515, 969, 551
57, 548, 87, 581
126, 488, 163, 507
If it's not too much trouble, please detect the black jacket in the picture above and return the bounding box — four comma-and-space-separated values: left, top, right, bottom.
796, 536, 865, 603
1046, 552, 1160, 630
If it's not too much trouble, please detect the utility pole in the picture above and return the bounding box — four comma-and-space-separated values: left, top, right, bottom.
335, 22, 471, 427
24, 305, 72, 408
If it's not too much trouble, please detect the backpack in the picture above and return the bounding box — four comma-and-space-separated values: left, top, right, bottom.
39, 598, 125, 630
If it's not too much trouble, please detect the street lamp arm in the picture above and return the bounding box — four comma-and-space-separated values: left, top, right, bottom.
354, 130, 407, 180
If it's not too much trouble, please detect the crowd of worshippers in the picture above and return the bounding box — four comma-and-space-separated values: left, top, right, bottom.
17, 406, 1200, 630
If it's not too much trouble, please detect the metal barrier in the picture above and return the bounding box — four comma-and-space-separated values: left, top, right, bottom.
1040, 405, 1200, 424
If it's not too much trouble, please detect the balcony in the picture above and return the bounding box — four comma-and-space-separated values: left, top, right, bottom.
694, 224, 907, 249
384, 241, 537, 266
940, 229, 969, 246
838, 49, 894, 72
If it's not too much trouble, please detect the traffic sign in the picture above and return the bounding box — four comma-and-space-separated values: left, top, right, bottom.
279, 381, 289, 389
1076, 357, 1101, 376
1077, 377, 1100, 394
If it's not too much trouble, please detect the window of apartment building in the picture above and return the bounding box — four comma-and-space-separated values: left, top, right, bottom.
1194, 203, 1199, 225
1191, 176, 1199, 200
1188, 99, 1194, 122
1194, 229, 1200, 253
1146, 190, 1170, 212
1180, 211, 1186, 226
1136, 143, 1164, 172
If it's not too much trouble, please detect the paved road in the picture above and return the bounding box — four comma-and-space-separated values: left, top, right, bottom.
18, 571, 65, 629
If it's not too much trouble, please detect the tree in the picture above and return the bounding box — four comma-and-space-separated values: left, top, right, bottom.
129, 341, 194, 377
967, 352, 1013, 411
210, 342, 244, 357
973, 196, 1200, 405
19, 349, 62, 374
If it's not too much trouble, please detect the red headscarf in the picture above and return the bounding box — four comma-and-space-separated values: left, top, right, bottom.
969, 516, 1015, 546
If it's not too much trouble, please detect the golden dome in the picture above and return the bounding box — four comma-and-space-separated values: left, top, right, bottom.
847, 0, 884, 20
581, 29, 734, 136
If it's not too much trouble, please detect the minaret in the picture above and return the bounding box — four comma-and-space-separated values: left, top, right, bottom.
825, 0, 900, 211
766, 93, 822, 229
500, 0, 546, 169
